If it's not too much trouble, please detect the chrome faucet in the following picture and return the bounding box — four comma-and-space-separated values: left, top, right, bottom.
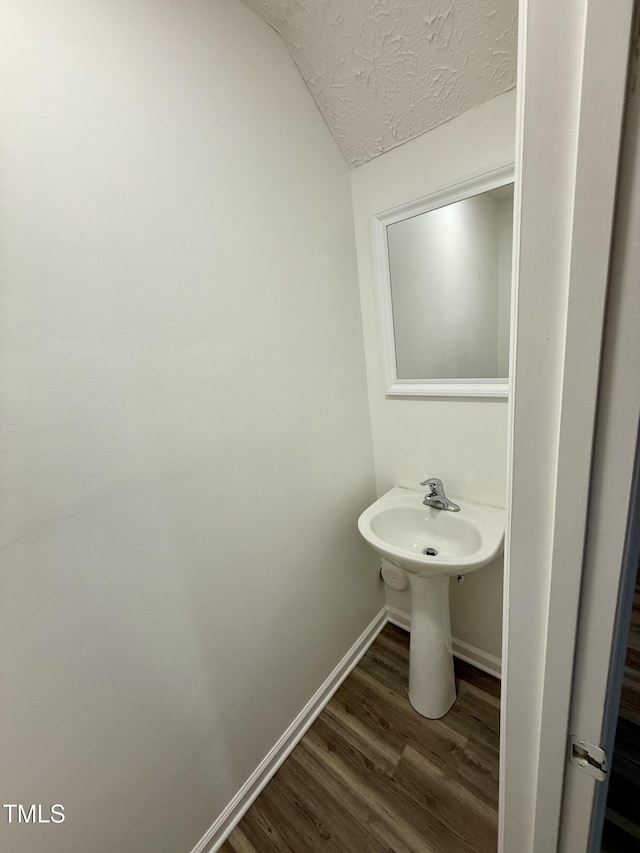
420, 477, 461, 512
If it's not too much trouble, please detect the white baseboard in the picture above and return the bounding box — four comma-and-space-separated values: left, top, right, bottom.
190, 606, 388, 853
452, 637, 502, 680
386, 604, 411, 633
386, 605, 502, 680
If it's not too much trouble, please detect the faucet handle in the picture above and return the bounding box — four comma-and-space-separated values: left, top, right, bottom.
420, 477, 443, 492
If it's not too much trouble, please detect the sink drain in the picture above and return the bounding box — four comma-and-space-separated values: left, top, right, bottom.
423, 547, 438, 556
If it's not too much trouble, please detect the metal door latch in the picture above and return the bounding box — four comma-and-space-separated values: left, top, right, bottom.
569, 736, 607, 781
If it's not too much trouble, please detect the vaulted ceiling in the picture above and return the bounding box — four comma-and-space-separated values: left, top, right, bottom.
240, 0, 518, 167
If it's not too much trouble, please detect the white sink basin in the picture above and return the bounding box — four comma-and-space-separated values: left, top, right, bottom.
358, 485, 505, 719
358, 486, 505, 577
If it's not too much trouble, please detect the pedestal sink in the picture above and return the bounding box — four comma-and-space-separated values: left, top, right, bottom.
358, 486, 505, 718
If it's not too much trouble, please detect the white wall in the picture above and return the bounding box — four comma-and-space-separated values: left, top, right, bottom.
0, 2, 381, 852
351, 91, 516, 663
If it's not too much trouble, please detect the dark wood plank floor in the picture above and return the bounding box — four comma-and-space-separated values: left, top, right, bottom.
619, 570, 640, 727
221, 623, 500, 853
603, 566, 640, 850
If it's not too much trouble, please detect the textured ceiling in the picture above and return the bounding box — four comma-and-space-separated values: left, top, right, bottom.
240, 0, 518, 167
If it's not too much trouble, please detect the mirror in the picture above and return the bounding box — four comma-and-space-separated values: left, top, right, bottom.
373, 165, 514, 397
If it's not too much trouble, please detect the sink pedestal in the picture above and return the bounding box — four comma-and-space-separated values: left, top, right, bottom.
358, 486, 505, 718
407, 574, 456, 718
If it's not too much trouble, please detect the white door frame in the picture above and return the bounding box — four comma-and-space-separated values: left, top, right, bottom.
500, 1, 635, 850
559, 8, 640, 847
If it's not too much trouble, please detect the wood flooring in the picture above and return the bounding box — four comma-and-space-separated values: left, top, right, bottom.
603, 566, 640, 851
619, 571, 640, 727
221, 623, 500, 853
